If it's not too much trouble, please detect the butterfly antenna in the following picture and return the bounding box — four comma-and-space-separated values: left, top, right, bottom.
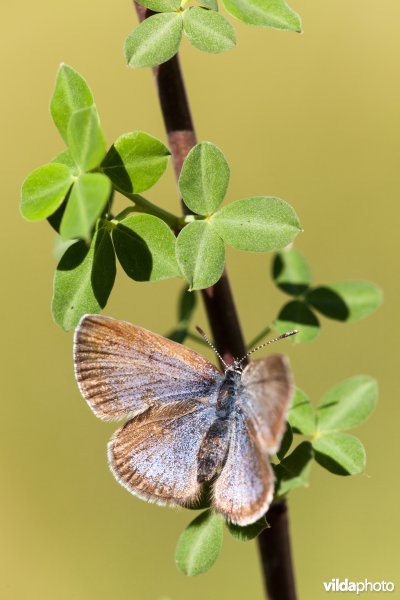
195, 326, 229, 370
236, 330, 299, 367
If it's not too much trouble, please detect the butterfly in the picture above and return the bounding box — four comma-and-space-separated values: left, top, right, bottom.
73, 314, 297, 526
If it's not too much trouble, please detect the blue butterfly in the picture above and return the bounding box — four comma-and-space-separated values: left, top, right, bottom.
74, 315, 296, 525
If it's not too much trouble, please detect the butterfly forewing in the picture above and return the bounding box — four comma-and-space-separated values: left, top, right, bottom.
74, 315, 222, 420
109, 400, 216, 505
212, 410, 274, 526
241, 354, 293, 453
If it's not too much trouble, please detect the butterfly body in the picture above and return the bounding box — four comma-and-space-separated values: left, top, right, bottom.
198, 368, 250, 483
74, 315, 294, 526
216, 368, 241, 412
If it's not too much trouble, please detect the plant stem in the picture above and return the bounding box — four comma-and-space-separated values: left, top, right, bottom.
247, 324, 272, 351
134, 4, 246, 366
258, 500, 297, 600
113, 187, 182, 228
133, 4, 297, 597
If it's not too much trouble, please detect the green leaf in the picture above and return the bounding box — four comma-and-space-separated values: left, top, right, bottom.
124, 13, 183, 69
227, 516, 269, 541
53, 235, 77, 262
288, 388, 315, 435
175, 510, 223, 576
312, 433, 366, 476
51, 149, 79, 176
178, 287, 197, 322
52, 226, 116, 330
112, 214, 180, 281
272, 248, 312, 296
67, 106, 106, 172
21, 163, 73, 221
222, 0, 301, 32
183, 8, 236, 53
306, 282, 383, 323
316, 376, 378, 434
212, 196, 301, 252
276, 424, 293, 460
274, 442, 313, 497
176, 221, 225, 290
137, 0, 181, 11
275, 300, 320, 343
50, 64, 94, 144
47, 198, 69, 233
47, 200, 68, 233
59, 173, 111, 241
179, 142, 230, 215
101, 131, 170, 193
200, 0, 218, 10
167, 287, 197, 343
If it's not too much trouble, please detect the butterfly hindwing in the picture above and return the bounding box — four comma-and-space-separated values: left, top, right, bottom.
241, 354, 293, 453
74, 315, 222, 421
108, 400, 216, 505
212, 409, 274, 526
212, 355, 293, 525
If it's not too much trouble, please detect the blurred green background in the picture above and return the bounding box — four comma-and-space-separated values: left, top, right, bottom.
2, 1, 399, 598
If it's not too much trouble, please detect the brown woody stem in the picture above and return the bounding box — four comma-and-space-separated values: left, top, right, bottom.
133, 4, 297, 597
258, 500, 297, 600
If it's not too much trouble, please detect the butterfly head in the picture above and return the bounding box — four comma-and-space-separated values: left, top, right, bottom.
225, 361, 244, 376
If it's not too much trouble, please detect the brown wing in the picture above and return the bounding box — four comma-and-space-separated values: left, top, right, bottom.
212, 410, 274, 526
240, 354, 293, 453
74, 314, 222, 421
108, 400, 215, 506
